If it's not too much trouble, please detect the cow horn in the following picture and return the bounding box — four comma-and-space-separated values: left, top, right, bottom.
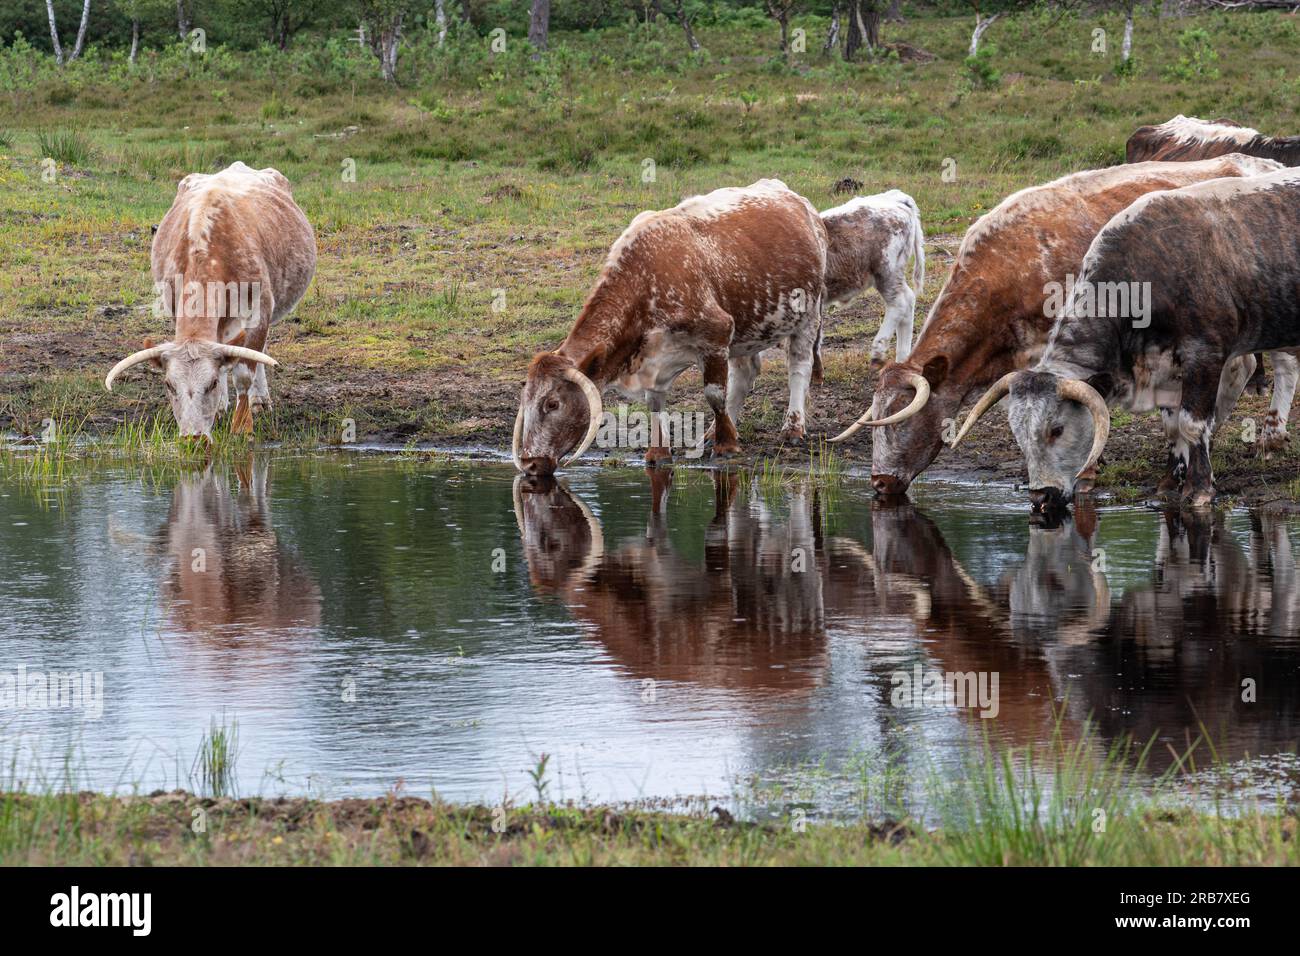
558, 366, 603, 468
511, 403, 525, 473
828, 372, 930, 443
952, 372, 1016, 448
1058, 378, 1110, 480
511, 475, 526, 537
104, 343, 174, 391
568, 483, 606, 579
215, 343, 278, 367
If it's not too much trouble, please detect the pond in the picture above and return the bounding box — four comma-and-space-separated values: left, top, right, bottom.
2, 452, 1299, 817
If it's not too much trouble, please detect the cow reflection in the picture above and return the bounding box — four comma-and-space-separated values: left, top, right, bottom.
1056, 509, 1300, 767
158, 458, 321, 652
514, 470, 831, 691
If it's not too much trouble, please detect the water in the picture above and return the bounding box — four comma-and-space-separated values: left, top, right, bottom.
2, 451, 1299, 814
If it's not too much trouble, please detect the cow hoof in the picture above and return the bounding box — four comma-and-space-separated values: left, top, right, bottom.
1182, 486, 1215, 508
869, 353, 887, 370
1074, 477, 1097, 494
250, 396, 272, 413
712, 443, 741, 459
1259, 431, 1288, 455
780, 427, 806, 444
1155, 474, 1181, 495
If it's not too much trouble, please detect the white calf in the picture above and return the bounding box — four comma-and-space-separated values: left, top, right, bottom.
821, 189, 925, 365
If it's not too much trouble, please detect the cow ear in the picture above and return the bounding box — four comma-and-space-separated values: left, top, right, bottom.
1085, 372, 1114, 399
225, 329, 247, 348
921, 355, 948, 388
142, 337, 165, 370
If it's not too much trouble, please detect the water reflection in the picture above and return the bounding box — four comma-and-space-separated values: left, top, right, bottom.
2, 455, 1296, 805
516, 471, 1300, 773
515, 470, 829, 691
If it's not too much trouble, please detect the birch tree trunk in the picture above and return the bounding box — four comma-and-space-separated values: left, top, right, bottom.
672, 0, 700, 52
130, 18, 140, 63
435, 0, 447, 46
528, 0, 550, 55
1121, 11, 1134, 61
70, 0, 92, 61
46, 0, 65, 65
969, 12, 1001, 56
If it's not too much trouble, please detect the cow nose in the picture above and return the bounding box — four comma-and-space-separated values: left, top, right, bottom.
1028, 487, 1064, 513
520, 456, 556, 477
871, 474, 907, 497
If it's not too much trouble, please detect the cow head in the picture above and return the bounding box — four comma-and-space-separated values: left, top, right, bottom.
955, 370, 1110, 513
105, 337, 277, 441
513, 352, 603, 477
830, 355, 950, 496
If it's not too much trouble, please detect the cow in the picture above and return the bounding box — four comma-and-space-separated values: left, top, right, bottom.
1125, 114, 1300, 166
821, 189, 926, 366
954, 165, 1300, 509
104, 162, 317, 442
1125, 114, 1300, 409
827, 154, 1283, 496
511, 179, 828, 476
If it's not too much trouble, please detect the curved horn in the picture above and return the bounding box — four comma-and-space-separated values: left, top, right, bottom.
558, 366, 603, 468
215, 343, 278, 368
511, 403, 525, 473
104, 343, 173, 391
1058, 378, 1110, 480
828, 372, 930, 443
566, 481, 606, 580
952, 372, 1016, 448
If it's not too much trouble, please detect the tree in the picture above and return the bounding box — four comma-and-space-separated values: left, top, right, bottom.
823, 3, 841, 56
962, 0, 1035, 57
844, 0, 883, 60
236, 0, 325, 49
670, 0, 700, 52
176, 0, 193, 39
434, 0, 446, 46
356, 0, 409, 82
763, 0, 803, 64
528, 0, 549, 56
45, 0, 94, 65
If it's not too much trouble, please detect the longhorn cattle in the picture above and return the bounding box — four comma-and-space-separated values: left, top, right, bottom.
827, 154, 1282, 495
821, 189, 925, 366
512, 179, 828, 476
1125, 114, 1300, 418
104, 162, 317, 441
956, 165, 1300, 508
1125, 114, 1300, 166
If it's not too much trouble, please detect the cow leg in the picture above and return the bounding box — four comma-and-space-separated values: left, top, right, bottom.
1213, 353, 1254, 436
1261, 350, 1298, 455
1244, 352, 1269, 397
725, 353, 762, 427
1156, 406, 1189, 494
869, 277, 908, 368
703, 352, 740, 457
782, 323, 817, 442
1178, 362, 1223, 507
250, 363, 272, 413
645, 389, 671, 466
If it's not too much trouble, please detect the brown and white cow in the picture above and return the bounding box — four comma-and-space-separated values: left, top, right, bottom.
1125, 115, 1300, 438
104, 162, 317, 441
958, 165, 1300, 508
1125, 114, 1300, 166
828, 154, 1282, 495
512, 179, 828, 476
821, 189, 925, 366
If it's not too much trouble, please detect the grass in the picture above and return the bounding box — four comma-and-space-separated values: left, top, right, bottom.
0, 714, 1294, 866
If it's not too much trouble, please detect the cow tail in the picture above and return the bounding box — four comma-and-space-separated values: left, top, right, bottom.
909, 199, 925, 292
